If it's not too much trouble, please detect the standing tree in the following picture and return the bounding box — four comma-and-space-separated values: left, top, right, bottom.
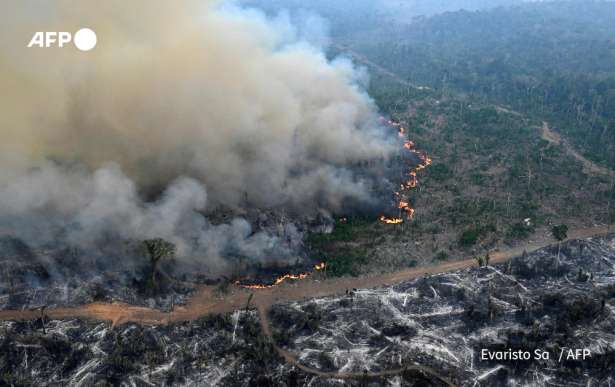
143, 238, 176, 291
476, 256, 485, 267
551, 224, 568, 270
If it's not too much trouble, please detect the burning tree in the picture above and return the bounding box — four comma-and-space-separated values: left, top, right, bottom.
142, 238, 176, 291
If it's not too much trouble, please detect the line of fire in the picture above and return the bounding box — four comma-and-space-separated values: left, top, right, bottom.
235, 118, 431, 289
379, 118, 432, 224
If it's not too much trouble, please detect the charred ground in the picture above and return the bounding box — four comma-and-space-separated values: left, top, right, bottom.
2, 235, 615, 386
269, 235, 615, 385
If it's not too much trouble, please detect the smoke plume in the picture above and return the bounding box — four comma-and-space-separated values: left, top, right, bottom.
0, 1, 394, 273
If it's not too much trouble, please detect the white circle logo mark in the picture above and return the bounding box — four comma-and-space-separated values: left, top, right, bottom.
73, 28, 97, 51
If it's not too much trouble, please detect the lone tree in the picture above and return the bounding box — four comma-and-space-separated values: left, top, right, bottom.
476, 256, 485, 267
551, 224, 568, 269
143, 238, 176, 290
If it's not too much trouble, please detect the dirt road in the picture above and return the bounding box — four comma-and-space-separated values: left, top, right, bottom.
541, 121, 614, 178
0, 225, 609, 325
2, 47, 610, 385
334, 41, 612, 180
0, 226, 609, 385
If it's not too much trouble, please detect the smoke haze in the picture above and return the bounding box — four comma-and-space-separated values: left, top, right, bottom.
0, 1, 394, 270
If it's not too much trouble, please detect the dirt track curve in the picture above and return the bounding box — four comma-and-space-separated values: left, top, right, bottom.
541, 121, 615, 178
0, 226, 609, 326
2, 47, 612, 385
255, 306, 456, 386
0, 225, 611, 384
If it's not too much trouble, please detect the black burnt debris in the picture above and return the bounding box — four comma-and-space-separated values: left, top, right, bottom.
0, 312, 292, 386
1, 235, 614, 386
268, 235, 615, 386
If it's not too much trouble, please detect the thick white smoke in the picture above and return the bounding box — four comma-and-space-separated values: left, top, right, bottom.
0, 1, 394, 272
0, 162, 304, 275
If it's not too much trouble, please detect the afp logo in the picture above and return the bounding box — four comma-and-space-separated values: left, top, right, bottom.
27, 28, 97, 51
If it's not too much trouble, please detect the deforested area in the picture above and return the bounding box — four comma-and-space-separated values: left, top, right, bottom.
269, 235, 615, 386
2, 235, 615, 386
2, 0, 615, 385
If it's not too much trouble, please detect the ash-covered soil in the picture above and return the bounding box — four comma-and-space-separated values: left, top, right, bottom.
269, 235, 615, 386
0, 311, 299, 386
2, 235, 614, 386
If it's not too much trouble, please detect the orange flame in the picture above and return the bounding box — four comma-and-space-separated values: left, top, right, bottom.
379, 118, 431, 225
314, 262, 326, 270
235, 262, 327, 289
380, 216, 403, 224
